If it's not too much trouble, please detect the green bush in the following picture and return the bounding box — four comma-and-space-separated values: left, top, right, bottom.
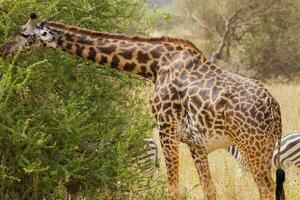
0, 0, 156, 199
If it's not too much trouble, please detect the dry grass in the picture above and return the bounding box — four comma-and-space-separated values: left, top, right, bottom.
152, 83, 300, 200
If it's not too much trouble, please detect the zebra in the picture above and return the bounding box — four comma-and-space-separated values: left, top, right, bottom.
226, 132, 300, 173
133, 138, 160, 175
87, 138, 160, 174
138, 138, 160, 174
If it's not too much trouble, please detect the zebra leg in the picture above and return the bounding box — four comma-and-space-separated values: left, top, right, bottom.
237, 156, 248, 178
225, 146, 248, 177
189, 145, 217, 200
237, 166, 246, 178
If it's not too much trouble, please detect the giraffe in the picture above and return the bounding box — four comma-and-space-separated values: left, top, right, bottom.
0, 13, 285, 200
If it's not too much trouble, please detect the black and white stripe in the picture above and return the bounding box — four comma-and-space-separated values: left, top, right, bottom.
137, 138, 160, 174
273, 132, 300, 169
226, 132, 300, 170
226, 145, 246, 167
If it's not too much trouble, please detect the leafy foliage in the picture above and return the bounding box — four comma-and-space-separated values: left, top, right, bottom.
237, 0, 300, 80
0, 0, 156, 199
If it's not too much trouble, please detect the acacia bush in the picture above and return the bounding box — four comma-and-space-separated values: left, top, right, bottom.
0, 0, 157, 199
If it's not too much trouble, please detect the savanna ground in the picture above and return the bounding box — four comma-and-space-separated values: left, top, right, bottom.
149, 83, 300, 200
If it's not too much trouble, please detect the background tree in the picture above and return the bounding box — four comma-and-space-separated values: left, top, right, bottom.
163, 0, 300, 80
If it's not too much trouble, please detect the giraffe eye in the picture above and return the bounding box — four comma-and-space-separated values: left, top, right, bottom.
42, 32, 47, 36
21, 33, 30, 38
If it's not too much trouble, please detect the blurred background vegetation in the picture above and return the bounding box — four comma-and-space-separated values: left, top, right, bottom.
0, 0, 299, 199
148, 0, 300, 81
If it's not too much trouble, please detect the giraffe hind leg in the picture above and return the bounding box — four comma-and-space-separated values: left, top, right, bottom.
236, 140, 275, 200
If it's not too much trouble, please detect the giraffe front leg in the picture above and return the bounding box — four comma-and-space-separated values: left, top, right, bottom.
189, 145, 217, 200
159, 124, 180, 200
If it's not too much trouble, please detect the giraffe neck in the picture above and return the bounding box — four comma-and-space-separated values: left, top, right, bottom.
40, 22, 211, 82
41, 22, 183, 81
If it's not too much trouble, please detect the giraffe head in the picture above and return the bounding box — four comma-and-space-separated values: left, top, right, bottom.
0, 13, 54, 58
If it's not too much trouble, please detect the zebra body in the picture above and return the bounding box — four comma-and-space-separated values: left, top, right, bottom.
226, 132, 300, 171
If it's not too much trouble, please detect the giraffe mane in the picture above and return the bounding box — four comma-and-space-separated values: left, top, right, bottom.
43, 22, 203, 53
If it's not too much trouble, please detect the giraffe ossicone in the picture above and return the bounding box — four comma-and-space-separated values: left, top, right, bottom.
0, 13, 286, 200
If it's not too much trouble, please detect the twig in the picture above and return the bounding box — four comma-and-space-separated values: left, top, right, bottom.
191, 12, 222, 41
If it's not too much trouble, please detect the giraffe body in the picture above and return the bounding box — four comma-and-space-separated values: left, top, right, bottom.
151, 49, 282, 199
0, 14, 285, 200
